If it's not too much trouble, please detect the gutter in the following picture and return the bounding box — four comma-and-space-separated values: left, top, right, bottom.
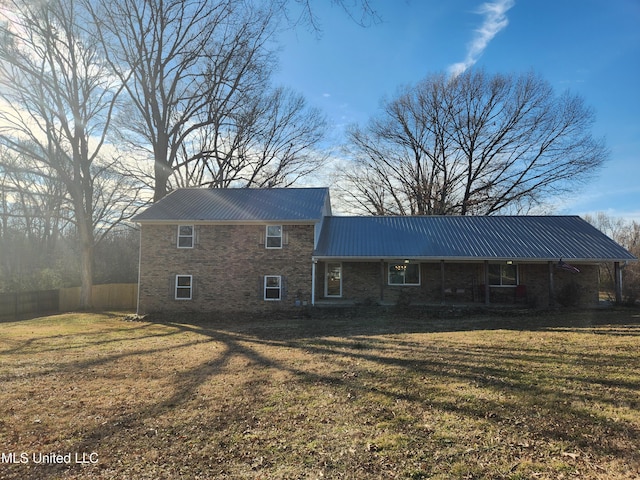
311, 255, 637, 263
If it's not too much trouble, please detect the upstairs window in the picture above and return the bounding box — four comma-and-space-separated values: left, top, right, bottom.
265, 225, 282, 249
489, 264, 518, 286
264, 275, 282, 300
388, 262, 420, 286
177, 225, 194, 248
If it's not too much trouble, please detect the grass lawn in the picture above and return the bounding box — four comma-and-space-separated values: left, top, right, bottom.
1, 308, 639, 479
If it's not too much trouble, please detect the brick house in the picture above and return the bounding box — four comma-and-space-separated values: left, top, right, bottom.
133, 188, 636, 314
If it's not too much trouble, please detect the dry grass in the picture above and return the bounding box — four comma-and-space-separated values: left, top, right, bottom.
1, 308, 639, 479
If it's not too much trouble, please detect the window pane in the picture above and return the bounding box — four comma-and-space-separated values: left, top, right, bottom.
405, 264, 420, 284
502, 264, 517, 285
266, 236, 282, 248
177, 276, 191, 287
176, 288, 191, 299
267, 225, 281, 237
265, 276, 280, 288
179, 225, 193, 236
488, 264, 501, 285
389, 264, 405, 284
178, 236, 193, 248
265, 288, 280, 299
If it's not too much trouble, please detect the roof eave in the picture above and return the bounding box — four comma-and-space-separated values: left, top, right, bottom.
312, 255, 637, 263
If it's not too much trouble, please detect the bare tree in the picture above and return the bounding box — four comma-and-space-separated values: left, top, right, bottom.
283, 0, 381, 33
0, 149, 69, 248
0, 0, 126, 306
0, 150, 141, 292
90, 0, 284, 201
340, 70, 608, 215
172, 86, 327, 189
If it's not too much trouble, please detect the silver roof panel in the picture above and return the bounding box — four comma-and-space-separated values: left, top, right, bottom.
314, 216, 637, 262
133, 187, 330, 223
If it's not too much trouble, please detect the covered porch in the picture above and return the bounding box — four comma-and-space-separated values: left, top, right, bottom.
311, 258, 603, 308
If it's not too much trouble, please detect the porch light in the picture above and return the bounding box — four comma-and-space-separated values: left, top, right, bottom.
403, 259, 410, 264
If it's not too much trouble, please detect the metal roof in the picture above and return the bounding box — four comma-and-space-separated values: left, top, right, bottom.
133, 187, 330, 223
314, 215, 637, 262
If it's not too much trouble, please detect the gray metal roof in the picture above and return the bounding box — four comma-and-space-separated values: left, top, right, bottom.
133, 187, 330, 223
314, 215, 637, 262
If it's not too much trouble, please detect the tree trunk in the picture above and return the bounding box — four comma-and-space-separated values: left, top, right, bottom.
75, 205, 94, 310
153, 171, 169, 202
153, 141, 171, 202
79, 238, 94, 309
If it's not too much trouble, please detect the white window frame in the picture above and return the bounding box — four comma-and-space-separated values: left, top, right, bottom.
264, 275, 282, 301
488, 263, 519, 286
265, 225, 283, 249
175, 275, 193, 300
388, 262, 421, 286
177, 225, 194, 249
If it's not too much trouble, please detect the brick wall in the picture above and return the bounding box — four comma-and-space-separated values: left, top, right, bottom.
522, 263, 599, 307
318, 261, 600, 307
138, 223, 315, 314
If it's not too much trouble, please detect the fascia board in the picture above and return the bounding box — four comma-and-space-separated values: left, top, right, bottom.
312, 255, 635, 263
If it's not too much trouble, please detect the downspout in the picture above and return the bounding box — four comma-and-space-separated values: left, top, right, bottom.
136, 225, 143, 316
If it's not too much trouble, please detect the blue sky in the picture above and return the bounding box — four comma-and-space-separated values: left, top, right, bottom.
273, 0, 640, 221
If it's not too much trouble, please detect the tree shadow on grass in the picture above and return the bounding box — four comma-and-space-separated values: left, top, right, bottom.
2, 309, 640, 479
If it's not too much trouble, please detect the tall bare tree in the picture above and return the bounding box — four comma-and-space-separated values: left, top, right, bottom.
0, 0, 126, 306
172, 85, 327, 189
340, 70, 608, 215
90, 0, 286, 201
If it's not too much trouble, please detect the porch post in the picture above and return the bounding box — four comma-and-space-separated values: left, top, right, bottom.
311, 259, 317, 306
440, 260, 446, 304
548, 261, 555, 307
380, 260, 385, 303
614, 261, 622, 304
484, 260, 490, 305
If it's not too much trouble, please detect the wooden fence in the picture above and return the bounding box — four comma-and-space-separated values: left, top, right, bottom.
0, 283, 137, 319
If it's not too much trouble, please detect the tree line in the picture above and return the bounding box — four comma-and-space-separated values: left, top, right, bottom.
0, 0, 620, 304
0, 0, 333, 304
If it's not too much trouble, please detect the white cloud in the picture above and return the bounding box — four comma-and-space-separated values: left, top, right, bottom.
448, 0, 515, 77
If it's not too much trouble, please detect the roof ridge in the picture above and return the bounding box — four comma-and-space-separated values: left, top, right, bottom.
169, 186, 329, 191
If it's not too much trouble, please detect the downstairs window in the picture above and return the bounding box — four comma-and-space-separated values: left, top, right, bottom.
175, 275, 193, 299
388, 262, 420, 286
264, 275, 282, 300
